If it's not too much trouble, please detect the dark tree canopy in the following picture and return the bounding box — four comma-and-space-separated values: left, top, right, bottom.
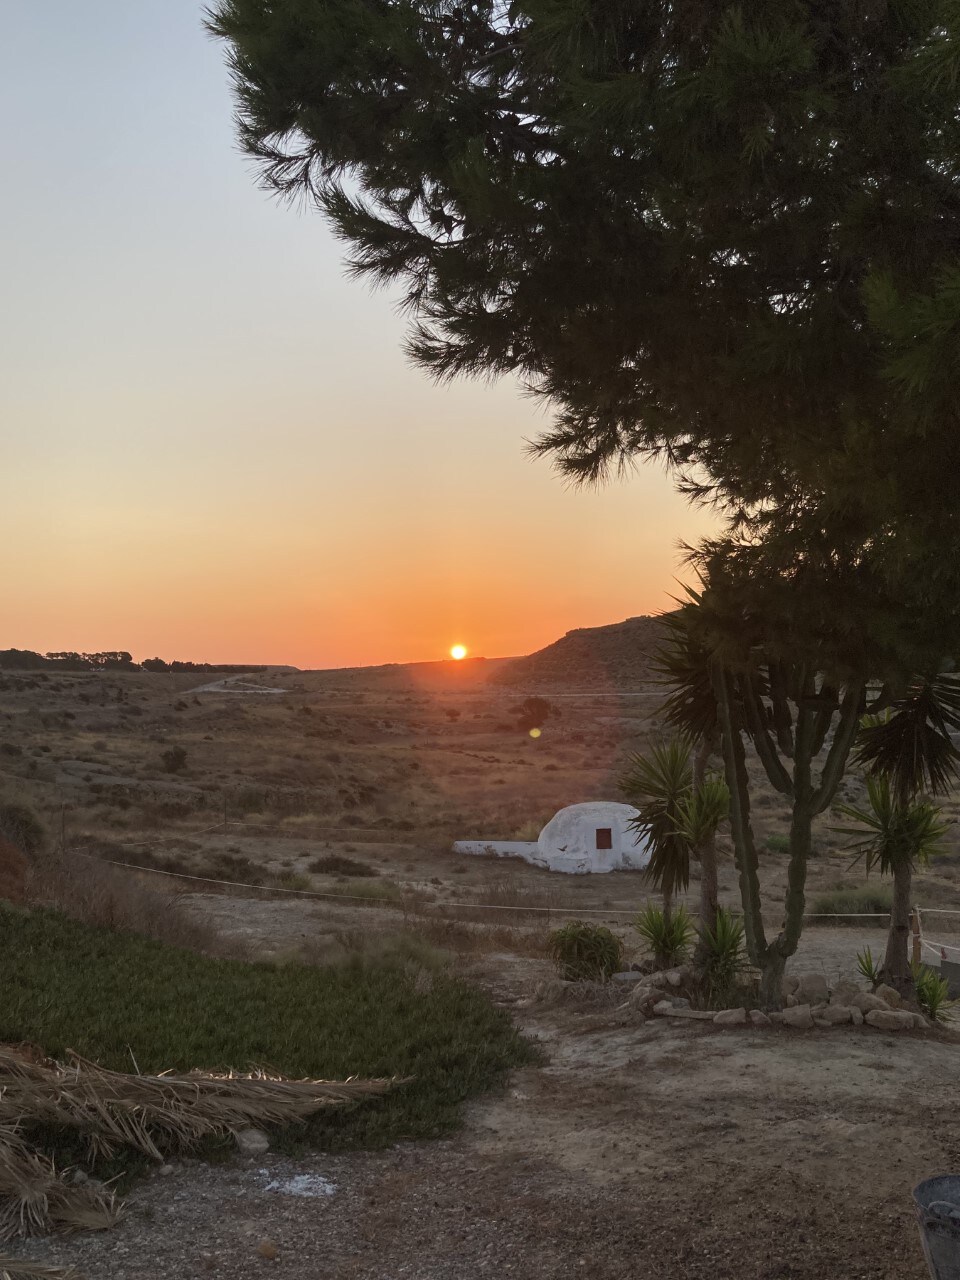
209, 0, 960, 677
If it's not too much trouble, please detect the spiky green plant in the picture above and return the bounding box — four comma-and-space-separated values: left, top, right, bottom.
698, 909, 746, 1005
620, 738, 693, 917
912, 963, 954, 1024
635, 903, 694, 969
547, 922, 623, 983
856, 946, 883, 989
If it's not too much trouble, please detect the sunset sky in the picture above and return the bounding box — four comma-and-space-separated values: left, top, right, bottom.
2, 2, 714, 669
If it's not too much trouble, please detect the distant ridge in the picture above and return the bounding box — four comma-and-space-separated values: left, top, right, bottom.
489, 615, 670, 691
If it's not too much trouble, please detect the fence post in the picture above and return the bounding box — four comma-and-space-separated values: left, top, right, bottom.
910, 907, 922, 970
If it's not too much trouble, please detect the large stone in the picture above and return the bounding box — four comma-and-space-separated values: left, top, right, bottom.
714, 1007, 747, 1026
611, 971, 646, 984
235, 1127, 270, 1157
850, 1007, 864, 1026
782, 975, 800, 998
852, 991, 890, 1014
817, 1004, 854, 1026
652, 1000, 675, 1016
767, 1010, 785, 1024
830, 981, 862, 1007
912, 1013, 931, 1030
865, 1008, 915, 1032
796, 974, 829, 1005
664, 968, 684, 988
781, 1003, 814, 1029
785, 994, 799, 1008
876, 983, 903, 1009
749, 1009, 772, 1027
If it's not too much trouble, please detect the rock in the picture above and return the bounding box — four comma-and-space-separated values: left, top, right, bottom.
876, 983, 903, 1009
714, 1007, 747, 1026
852, 992, 890, 1014
850, 1007, 864, 1025
817, 1005, 853, 1026
69, 1169, 88, 1186
664, 968, 684, 988
235, 1127, 270, 1157
652, 1000, 675, 1016
748, 1009, 772, 1026
257, 1239, 279, 1261
796, 974, 829, 1005
865, 1008, 915, 1032
830, 981, 861, 1007
785, 994, 798, 1008
158, 1164, 175, 1177
810, 1003, 828, 1018
767, 1010, 785, 1024
912, 1013, 931, 1030
781, 1003, 814, 1029
611, 971, 646, 984
782, 975, 800, 997
658, 1006, 716, 1020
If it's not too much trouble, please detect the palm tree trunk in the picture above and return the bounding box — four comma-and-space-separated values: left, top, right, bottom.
693, 830, 719, 967
883, 862, 914, 993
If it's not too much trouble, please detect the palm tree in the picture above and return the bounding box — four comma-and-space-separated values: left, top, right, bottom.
849, 674, 960, 990
619, 737, 692, 922
834, 775, 947, 990
674, 777, 730, 963
620, 737, 729, 954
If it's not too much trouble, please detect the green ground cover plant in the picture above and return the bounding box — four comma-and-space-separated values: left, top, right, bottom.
807, 887, 893, 925
0, 905, 533, 1164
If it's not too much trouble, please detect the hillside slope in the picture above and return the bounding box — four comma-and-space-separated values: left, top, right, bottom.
489, 615, 669, 691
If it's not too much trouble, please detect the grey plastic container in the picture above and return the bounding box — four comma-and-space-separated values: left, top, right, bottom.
915, 1177, 960, 1279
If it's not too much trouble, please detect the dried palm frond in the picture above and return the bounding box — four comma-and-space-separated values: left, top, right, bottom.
0, 1049, 402, 1162
0, 1260, 78, 1278
0, 1126, 120, 1243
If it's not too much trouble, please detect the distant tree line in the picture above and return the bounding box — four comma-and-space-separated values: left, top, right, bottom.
0, 650, 136, 671
140, 659, 267, 674
0, 649, 265, 674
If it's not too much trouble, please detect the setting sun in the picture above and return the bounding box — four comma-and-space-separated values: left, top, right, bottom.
450, 644, 468, 660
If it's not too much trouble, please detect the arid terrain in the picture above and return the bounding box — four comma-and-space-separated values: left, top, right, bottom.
3, 623, 960, 1277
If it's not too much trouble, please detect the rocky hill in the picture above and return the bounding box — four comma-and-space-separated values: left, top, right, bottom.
489, 614, 670, 691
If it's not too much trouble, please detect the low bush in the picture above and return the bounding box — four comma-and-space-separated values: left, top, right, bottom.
0, 800, 47, 856
548, 921, 623, 981
160, 746, 188, 774
0, 904, 533, 1163
308, 853, 378, 877
635, 903, 694, 968
856, 945, 883, 989
807, 886, 892, 925
764, 834, 790, 855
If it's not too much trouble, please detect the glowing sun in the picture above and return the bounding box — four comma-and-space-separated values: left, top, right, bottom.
450, 644, 468, 661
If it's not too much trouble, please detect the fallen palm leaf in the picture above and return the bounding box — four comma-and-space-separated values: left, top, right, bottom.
0, 1125, 120, 1243
0, 1050, 403, 1164
0, 1261, 78, 1279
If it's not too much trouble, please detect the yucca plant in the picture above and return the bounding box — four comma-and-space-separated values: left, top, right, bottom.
856, 946, 883, 990
674, 776, 730, 960
620, 737, 693, 920
913, 963, 955, 1023
635, 903, 694, 969
547, 922, 623, 982
698, 908, 746, 1005
834, 775, 947, 991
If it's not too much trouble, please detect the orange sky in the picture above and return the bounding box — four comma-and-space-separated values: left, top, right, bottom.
1, 3, 714, 670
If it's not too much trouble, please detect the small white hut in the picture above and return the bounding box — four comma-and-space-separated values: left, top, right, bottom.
453, 801, 651, 875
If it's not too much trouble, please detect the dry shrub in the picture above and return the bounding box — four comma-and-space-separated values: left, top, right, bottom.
24, 856, 218, 954
0, 840, 28, 906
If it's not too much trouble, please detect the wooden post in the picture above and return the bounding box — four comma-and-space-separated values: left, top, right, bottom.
910, 907, 922, 970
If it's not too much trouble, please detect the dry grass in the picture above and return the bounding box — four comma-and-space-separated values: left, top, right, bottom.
24, 855, 220, 954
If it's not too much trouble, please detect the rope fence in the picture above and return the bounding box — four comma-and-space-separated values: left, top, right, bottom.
68, 851, 960, 943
